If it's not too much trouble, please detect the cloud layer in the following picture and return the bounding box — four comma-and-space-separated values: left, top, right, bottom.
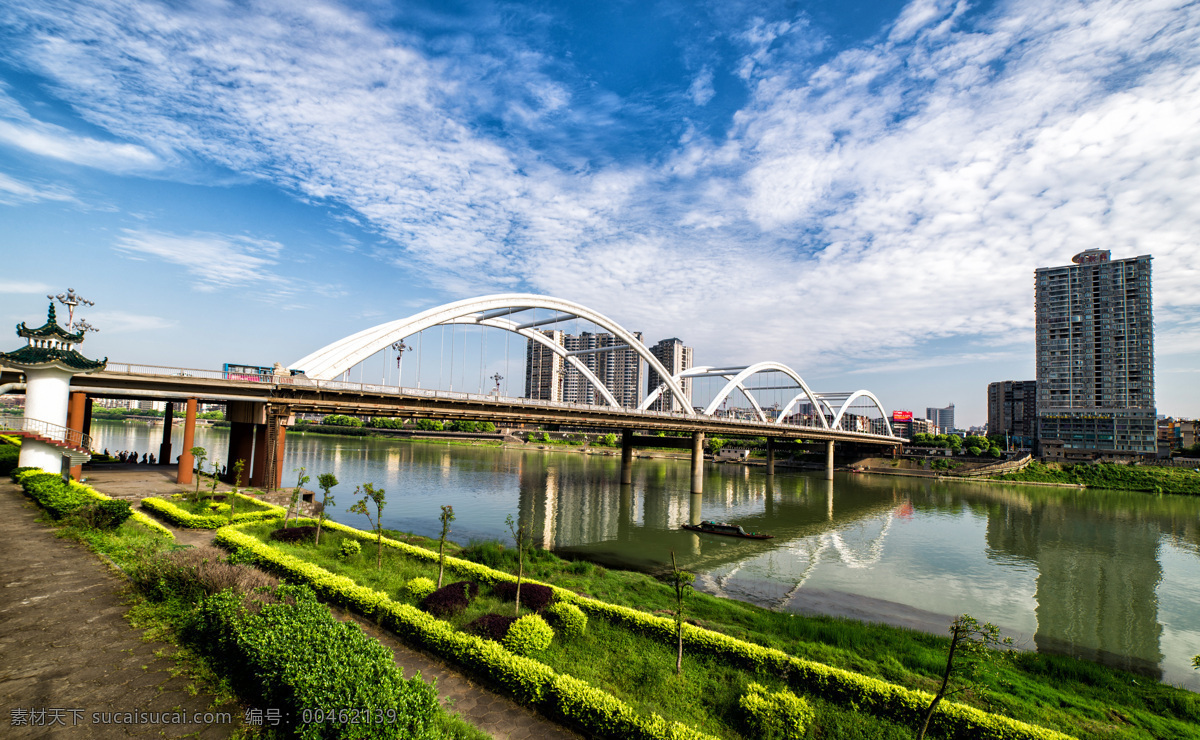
1, 0, 1197, 380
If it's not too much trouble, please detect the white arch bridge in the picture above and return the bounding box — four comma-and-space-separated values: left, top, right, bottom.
31, 294, 905, 492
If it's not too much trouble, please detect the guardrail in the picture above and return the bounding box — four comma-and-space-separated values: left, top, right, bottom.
89, 362, 901, 441
0, 416, 91, 451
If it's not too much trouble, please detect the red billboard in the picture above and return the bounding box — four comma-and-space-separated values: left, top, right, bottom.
891, 410, 913, 422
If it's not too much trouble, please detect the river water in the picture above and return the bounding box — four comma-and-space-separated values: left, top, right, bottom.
90, 419, 1200, 691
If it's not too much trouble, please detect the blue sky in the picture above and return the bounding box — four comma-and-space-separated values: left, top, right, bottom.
1, 0, 1197, 426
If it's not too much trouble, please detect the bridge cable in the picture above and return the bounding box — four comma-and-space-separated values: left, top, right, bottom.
417, 331, 423, 389
439, 325, 444, 390
479, 325, 485, 394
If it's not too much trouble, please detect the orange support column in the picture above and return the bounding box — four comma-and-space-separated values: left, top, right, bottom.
273, 424, 287, 490
176, 398, 198, 484
67, 391, 87, 480
250, 424, 269, 487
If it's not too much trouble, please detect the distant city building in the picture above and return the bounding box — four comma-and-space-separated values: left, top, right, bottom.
925, 404, 955, 433
1035, 249, 1155, 460
525, 329, 643, 408
525, 330, 565, 402
645, 338, 693, 412
1158, 418, 1198, 453
892, 416, 936, 439
93, 398, 135, 410
987, 381, 1037, 449
138, 399, 166, 413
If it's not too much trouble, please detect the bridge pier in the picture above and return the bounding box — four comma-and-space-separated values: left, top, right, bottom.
227, 421, 255, 483
176, 398, 197, 484
158, 401, 174, 466
67, 391, 87, 480
250, 424, 269, 487
620, 428, 633, 485
825, 439, 834, 480
766, 437, 775, 477
691, 431, 704, 494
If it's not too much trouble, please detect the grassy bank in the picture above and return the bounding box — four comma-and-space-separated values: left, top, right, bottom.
994, 461, 1200, 494
235, 521, 1199, 740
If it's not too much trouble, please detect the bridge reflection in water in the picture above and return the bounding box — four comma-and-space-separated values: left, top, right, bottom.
516, 460, 1199, 688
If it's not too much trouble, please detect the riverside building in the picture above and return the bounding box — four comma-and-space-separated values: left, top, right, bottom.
524, 329, 644, 407
645, 338, 693, 412
987, 381, 1037, 450
1035, 250, 1155, 460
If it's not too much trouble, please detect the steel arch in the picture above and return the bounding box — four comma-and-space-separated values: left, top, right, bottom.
695, 362, 829, 428
289, 294, 695, 415
831, 390, 894, 436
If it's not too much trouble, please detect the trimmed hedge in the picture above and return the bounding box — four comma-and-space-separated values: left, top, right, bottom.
216, 525, 718, 740
544, 601, 587, 639
190, 583, 443, 739
405, 577, 437, 602
739, 683, 813, 740
13, 469, 172, 538
502, 614, 554, 656
141, 493, 285, 529
226, 520, 1077, 740
0, 443, 19, 475
493, 581, 554, 612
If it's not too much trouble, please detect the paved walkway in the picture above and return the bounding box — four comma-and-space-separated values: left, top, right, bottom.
0, 481, 241, 739
8, 468, 581, 740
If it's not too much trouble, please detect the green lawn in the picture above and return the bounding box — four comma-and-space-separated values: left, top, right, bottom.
239, 521, 1200, 740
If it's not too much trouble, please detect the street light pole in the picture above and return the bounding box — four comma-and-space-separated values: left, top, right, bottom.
391, 341, 413, 388
491, 372, 503, 396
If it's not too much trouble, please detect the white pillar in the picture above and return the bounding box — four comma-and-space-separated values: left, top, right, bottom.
18, 367, 74, 472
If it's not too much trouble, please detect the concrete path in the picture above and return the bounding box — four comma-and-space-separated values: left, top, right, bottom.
0, 481, 241, 739
28, 468, 582, 740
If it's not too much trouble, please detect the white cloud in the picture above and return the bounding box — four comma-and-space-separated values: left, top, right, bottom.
1, 0, 1198, 414
688, 67, 715, 106
0, 171, 76, 205
86, 309, 176, 334
0, 119, 162, 173
0, 279, 54, 294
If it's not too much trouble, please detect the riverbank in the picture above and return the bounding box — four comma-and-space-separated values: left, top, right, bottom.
993, 460, 1200, 494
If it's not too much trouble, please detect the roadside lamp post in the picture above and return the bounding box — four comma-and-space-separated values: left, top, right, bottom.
47, 288, 94, 332
491, 372, 503, 396
392, 341, 412, 387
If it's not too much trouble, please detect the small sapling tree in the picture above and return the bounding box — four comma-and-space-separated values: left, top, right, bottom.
349, 483, 387, 569
918, 614, 1013, 740
437, 504, 455, 588
190, 446, 207, 499
208, 459, 221, 501
669, 550, 695, 675
505, 513, 531, 616
285, 467, 310, 528
314, 473, 338, 546
228, 459, 245, 523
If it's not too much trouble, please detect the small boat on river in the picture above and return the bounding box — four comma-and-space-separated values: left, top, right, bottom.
681, 520, 774, 540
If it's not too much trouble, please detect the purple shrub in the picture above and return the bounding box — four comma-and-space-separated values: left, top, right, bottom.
269, 526, 317, 544
492, 581, 554, 612
464, 614, 517, 642
420, 581, 479, 617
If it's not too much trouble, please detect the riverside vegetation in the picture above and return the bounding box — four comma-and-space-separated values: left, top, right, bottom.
995, 461, 1200, 494
224, 513, 1200, 740
8, 464, 485, 740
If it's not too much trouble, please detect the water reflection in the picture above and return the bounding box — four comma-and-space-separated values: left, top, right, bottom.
84, 419, 1200, 691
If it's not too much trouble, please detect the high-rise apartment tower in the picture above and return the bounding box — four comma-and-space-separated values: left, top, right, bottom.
987, 381, 1037, 448
925, 404, 955, 433
1035, 250, 1155, 459
525, 330, 643, 408
646, 338, 693, 412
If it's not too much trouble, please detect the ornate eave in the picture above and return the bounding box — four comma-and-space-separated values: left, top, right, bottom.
16, 304, 85, 343
0, 346, 107, 373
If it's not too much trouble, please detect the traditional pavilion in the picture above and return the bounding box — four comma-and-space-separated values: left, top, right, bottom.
0, 303, 106, 473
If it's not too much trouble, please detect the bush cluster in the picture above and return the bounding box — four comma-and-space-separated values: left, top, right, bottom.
492, 581, 554, 612
140, 493, 285, 529
78, 499, 134, 530
738, 683, 813, 740
189, 583, 442, 740
217, 525, 718, 740
0, 442, 19, 475
269, 525, 317, 543
465, 614, 517, 641
340, 539, 362, 558
502, 614, 554, 656
14, 470, 171, 537
301, 518, 1077, 740
135, 545, 278, 603
421, 581, 479, 617
544, 601, 587, 639
404, 577, 437, 602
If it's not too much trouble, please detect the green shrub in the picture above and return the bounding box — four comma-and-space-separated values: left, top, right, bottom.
21, 472, 88, 519
545, 601, 587, 638
189, 584, 442, 740
739, 682, 813, 740
405, 576, 437, 601
86, 499, 134, 530
0, 443, 19, 475
10, 465, 39, 482
140, 493, 284, 529
502, 614, 554, 656
341, 539, 362, 558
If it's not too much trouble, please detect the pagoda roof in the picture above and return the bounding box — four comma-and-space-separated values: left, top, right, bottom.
0, 345, 107, 372
17, 304, 85, 343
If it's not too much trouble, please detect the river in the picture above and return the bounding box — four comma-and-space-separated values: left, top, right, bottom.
89, 418, 1200, 691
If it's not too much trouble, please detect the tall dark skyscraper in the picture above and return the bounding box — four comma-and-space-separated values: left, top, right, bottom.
1035, 249, 1155, 459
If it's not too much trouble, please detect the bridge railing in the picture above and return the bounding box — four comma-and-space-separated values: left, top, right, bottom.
96, 362, 892, 438
0, 416, 91, 451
